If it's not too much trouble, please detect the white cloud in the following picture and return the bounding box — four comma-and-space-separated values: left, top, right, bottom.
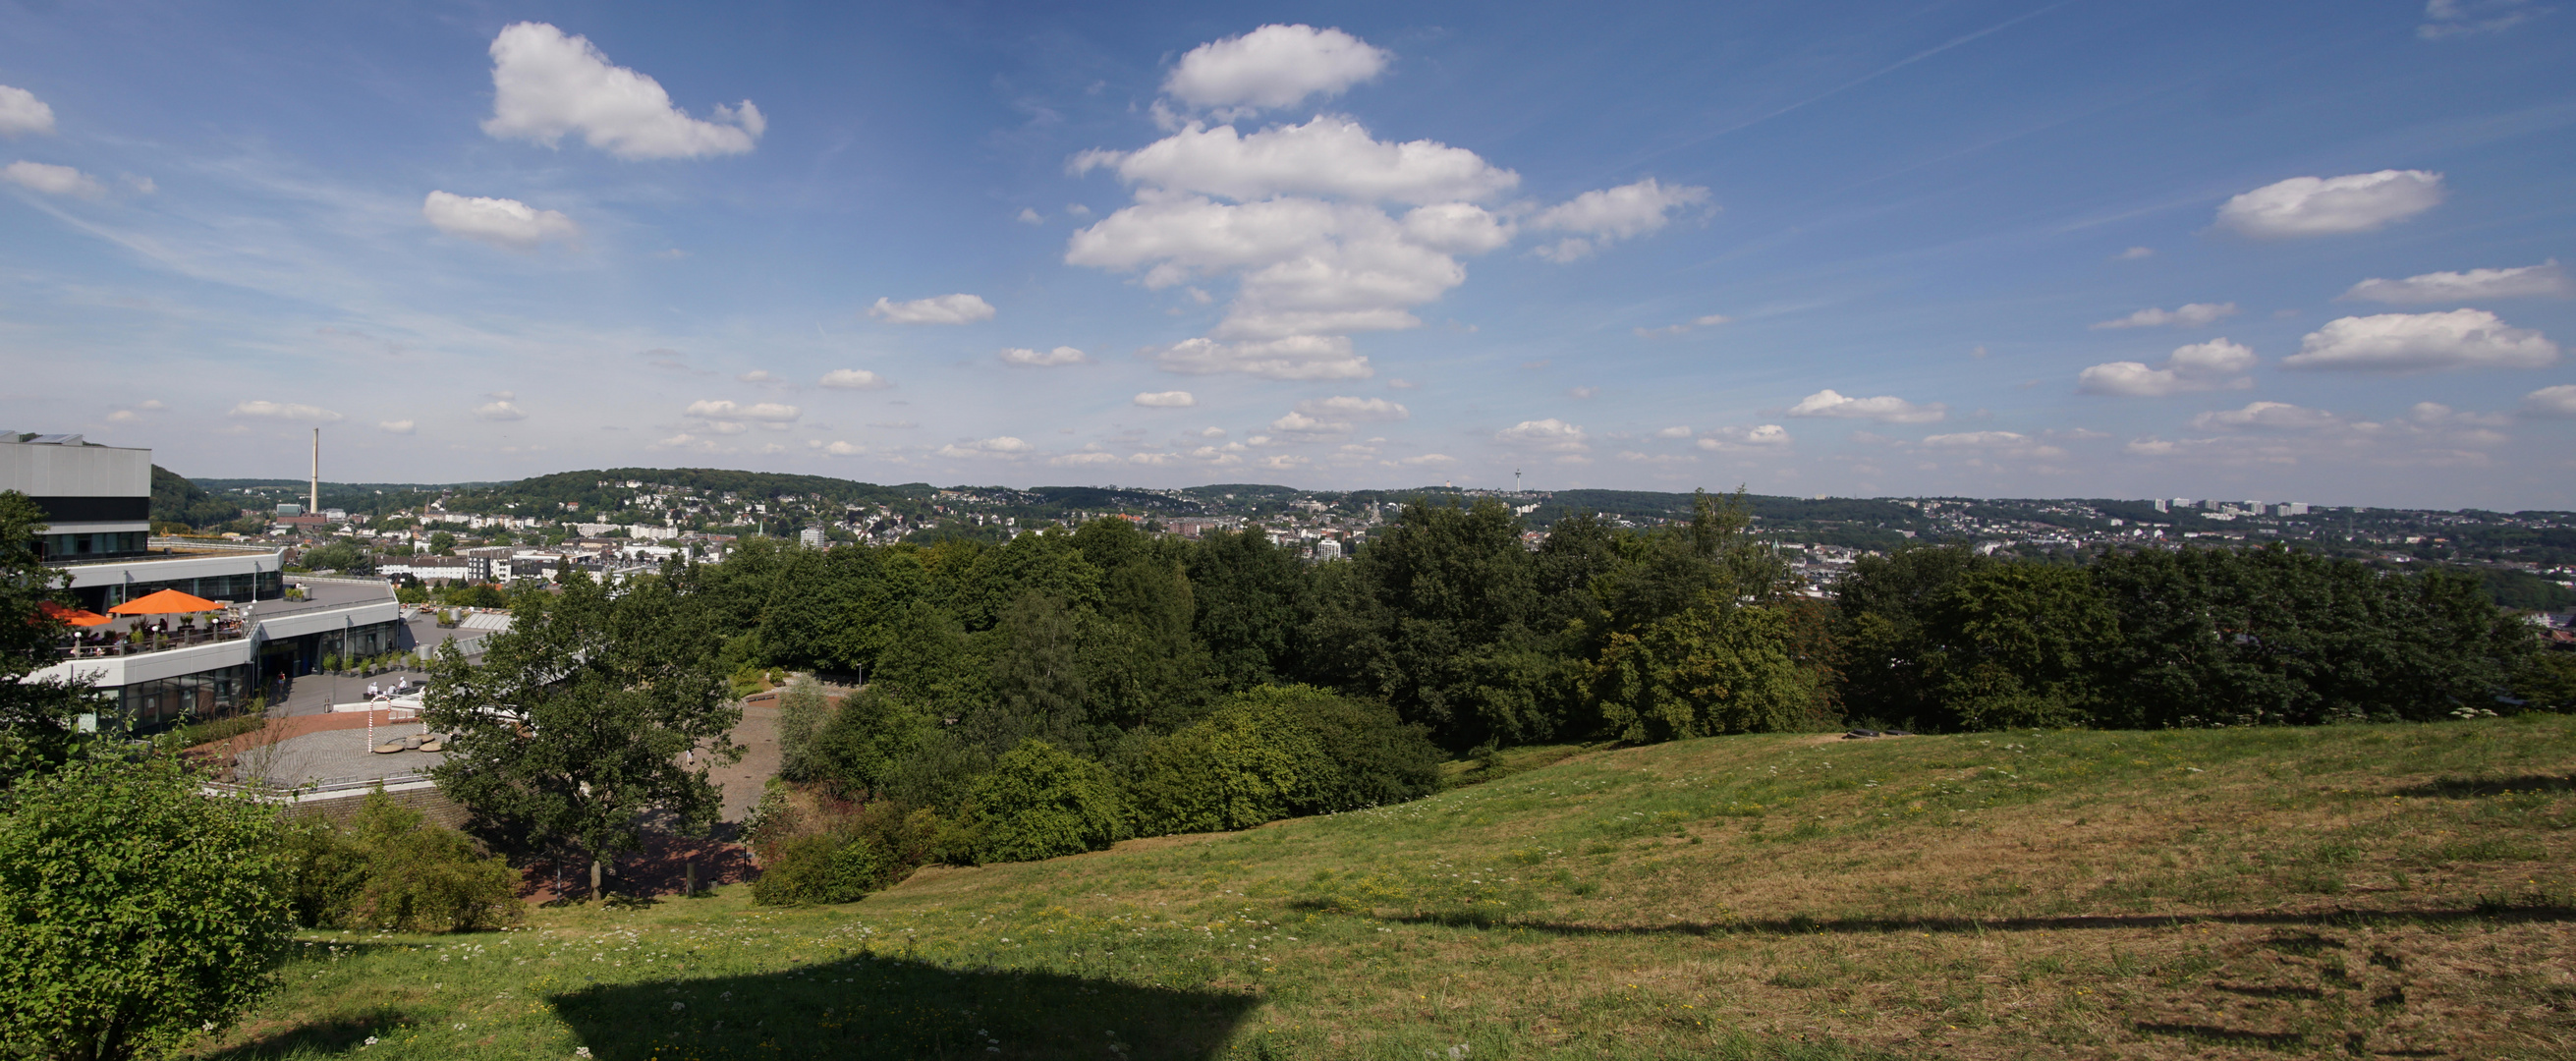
2214, 170, 2443, 239
2420, 0, 2542, 37
1786, 389, 1945, 423
377, 419, 416, 435
1268, 411, 1351, 439
481, 23, 763, 159
737, 369, 777, 384
1495, 419, 1588, 451
1148, 335, 1372, 380
1653, 425, 1694, 439
2283, 309, 2558, 371
475, 401, 529, 421
1697, 424, 1791, 450
1255, 454, 1311, 471
1079, 116, 1518, 205
820, 440, 866, 457
685, 399, 800, 422
868, 294, 995, 324
1922, 430, 2028, 448
1295, 395, 1408, 420
2078, 338, 2259, 396
2, 160, 102, 197
1399, 453, 1457, 467
228, 400, 343, 423
2090, 302, 2239, 329
2519, 384, 2576, 419
1000, 346, 1088, 366
818, 368, 892, 390
2406, 402, 2512, 427
1049, 451, 1124, 467
1636, 313, 1733, 338
420, 191, 580, 250
2189, 401, 2340, 431
1527, 178, 1708, 260
934, 436, 1034, 459
1016, 207, 1044, 225
0, 85, 55, 138
2341, 260, 2571, 304
1161, 24, 1390, 114
2115, 246, 2155, 260
1133, 390, 1197, 408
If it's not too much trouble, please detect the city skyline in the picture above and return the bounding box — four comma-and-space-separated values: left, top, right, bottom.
3, 1, 2573, 509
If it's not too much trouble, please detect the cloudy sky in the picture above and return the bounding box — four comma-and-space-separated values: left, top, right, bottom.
3, 1, 2572, 507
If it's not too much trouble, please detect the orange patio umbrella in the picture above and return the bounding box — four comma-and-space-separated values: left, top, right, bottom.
107, 588, 225, 615
36, 601, 112, 627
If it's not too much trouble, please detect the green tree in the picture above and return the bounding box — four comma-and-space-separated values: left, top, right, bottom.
1185, 528, 1311, 692
978, 591, 1092, 753
297, 539, 369, 574
1914, 563, 2120, 731
1590, 598, 1820, 742
1302, 498, 1543, 748
0, 492, 99, 786
427, 530, 457, 555
775, 675, 833, 782
970, 739, 1126, 864
0, 754, 293, 1061
422, 568, 742, 893
1832, 545, 1989, 728
802, 686, 936, 797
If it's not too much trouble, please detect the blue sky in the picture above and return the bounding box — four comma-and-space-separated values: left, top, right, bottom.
3, 1, 2572, 508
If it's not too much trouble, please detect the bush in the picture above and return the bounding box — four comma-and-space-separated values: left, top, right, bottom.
971, 740, 1127, 864
751, 831, 893, 906
1122, 685, 1443, 837
0, 754, 293, 1059
281, 790, 523, 932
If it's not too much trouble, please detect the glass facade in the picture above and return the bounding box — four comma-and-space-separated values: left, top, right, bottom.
114, 662, 253, 732
71, 569, 283, 612
37, 530, 149, 560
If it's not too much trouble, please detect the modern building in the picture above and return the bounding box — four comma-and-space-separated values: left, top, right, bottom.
8, 432, 404, 731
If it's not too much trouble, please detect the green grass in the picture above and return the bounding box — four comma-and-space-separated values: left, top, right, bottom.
187, 715, 2576, 1060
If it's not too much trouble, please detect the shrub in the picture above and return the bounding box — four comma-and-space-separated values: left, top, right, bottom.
971, 740, 1127, 864
1122, 685, 1443, 837
282, 790, 523, 932
0, 754, 293, 1059
751, 831, 893, 906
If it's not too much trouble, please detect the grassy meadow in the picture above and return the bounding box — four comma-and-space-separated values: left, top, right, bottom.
187, 714, 2576, 1061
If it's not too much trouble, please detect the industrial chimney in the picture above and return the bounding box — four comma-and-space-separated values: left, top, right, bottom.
309, 428, 319, 517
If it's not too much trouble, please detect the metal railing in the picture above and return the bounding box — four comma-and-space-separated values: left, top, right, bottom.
58, 624, 250, 658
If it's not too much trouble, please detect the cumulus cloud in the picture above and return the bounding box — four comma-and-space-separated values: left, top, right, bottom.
421, 191, 580, 250
2091, 303, 2239, 329
2282, 309, 2558, 371
868, 294, 994, 324
2, 160, 101, 197
228, 400, 342, 423
1133, 390, 1197, 408
1495, 419, 1588, 451
0, 85, 55, 138
2078, 338, 2259, 397
1161, 24, 1390, 114
818, 368, 892, 390
1000, 346, 1088, 366
1147, 335, 1373, 380
1068, 53, 1704, 383
2215, 170, 2443, 238
2189, 401, 2340, 430
685, 399, 800, 422
1785, 389, 1945, 423
1268, 411, 1351, 439
1697, 424, 1791, 450
1078, 117, 1518, 205
818, 440, 865, 457
475, 401, 529, 421
2520, 384, 2576, 419
934, 436, 1034, 459
1016, 207, 1044, 225
1295, 396, 1408, 420
2115, 246, 2155, 260
2420, 0, 2543, 37
1528, 178, 1709, 261
377, 420, 416, 434
2341, 260, 2571, 304
481, 23, 762, 159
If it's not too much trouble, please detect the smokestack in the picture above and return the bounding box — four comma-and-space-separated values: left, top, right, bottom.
310, 428, 319, 517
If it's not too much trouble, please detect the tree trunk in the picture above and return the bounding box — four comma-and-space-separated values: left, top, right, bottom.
590, 858, 603, 898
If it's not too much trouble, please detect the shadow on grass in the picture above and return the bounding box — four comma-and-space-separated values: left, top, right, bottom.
201, 1007, 413, 1058
1301, 902, 2576, 937
547, 951, 1259, 1061
2392, 774, 2576, 798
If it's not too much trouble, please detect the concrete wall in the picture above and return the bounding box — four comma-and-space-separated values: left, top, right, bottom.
0, 441, 150, 498
271, 779, 473, 830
